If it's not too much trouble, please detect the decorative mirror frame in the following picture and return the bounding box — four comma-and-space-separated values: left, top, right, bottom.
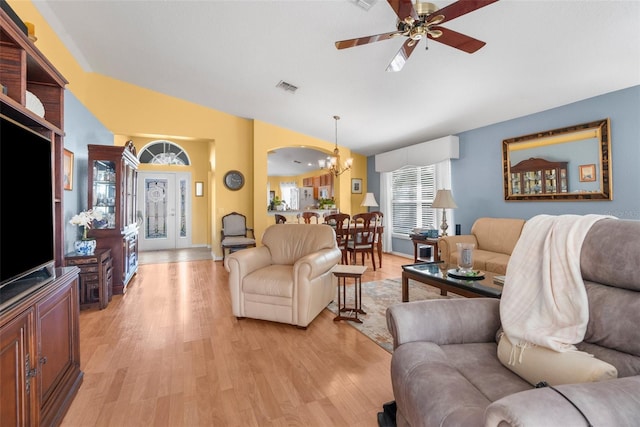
502, 119, 612, 201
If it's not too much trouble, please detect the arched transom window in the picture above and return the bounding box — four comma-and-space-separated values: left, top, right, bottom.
138, 140, 190, 165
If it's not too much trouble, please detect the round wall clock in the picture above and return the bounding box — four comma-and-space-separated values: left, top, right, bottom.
223, 170, 245, 191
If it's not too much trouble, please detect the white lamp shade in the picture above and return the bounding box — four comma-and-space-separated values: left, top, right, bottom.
431, 189, 457, 209
360, 192, 379, 207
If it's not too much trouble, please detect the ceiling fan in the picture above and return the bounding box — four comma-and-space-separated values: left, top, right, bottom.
335, 0, 499, 72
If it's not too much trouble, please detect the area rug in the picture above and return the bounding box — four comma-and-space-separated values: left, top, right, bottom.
327, 278, 458, 353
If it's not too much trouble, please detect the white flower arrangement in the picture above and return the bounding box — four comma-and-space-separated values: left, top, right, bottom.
69, 209, 103, 239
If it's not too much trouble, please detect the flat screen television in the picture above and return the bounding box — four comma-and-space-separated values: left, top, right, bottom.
0, 113, 55, 306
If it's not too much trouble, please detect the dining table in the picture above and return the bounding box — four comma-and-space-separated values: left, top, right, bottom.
326, 220, 383, 267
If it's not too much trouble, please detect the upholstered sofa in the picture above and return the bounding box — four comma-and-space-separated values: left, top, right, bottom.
438, 217, 525, 274
224, 224, 341, 328
386, 218, 640, 426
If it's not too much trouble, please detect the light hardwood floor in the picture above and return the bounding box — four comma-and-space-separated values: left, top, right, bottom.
61, 251, 414, 426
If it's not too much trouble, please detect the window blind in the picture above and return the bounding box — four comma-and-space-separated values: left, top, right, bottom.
391, 165, 437, 235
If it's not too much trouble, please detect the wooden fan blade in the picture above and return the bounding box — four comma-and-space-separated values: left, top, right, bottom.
387, 0, 418, 22
386, 38, 419, 72
432, 0, 499, 25
429, 26, 486, 53
335, 31, 401, 49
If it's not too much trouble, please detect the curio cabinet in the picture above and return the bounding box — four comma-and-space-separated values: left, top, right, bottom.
88, 142, 140, 294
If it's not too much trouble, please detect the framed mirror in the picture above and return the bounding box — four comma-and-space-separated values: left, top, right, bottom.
502, 119, 612, 201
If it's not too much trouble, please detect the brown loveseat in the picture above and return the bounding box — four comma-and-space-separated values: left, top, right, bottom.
224, 224, 341, 328
438, 217, 525, 274
386, 218, 640, 426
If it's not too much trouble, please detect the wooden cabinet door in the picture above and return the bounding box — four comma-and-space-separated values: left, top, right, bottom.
0, 309, 36, 427
36, 280, 80, 426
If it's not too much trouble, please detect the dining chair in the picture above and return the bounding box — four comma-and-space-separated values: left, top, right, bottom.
346, 212, 378, 271
370, 211, 384, 268
275, 214, 287, 224
325, 213, 351, 264
300, 211, 320, 224
220, 212, 256, 261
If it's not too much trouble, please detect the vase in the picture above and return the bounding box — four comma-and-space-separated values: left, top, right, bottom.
456, 242, 475, 273
74, 239, 97, 256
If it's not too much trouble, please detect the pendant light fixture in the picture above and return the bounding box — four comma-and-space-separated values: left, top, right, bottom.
318, 115, 353, 177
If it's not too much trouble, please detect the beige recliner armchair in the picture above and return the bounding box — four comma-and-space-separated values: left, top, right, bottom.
224, 224, 341, 328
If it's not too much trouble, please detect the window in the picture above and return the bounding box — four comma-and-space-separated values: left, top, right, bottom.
279, 181, 297, 209
391, 165, 437, 235
139, 140, 190, 165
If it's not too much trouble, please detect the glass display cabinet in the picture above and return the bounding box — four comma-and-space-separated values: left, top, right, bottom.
509, 158, 568, 196
88, 142, 140, 294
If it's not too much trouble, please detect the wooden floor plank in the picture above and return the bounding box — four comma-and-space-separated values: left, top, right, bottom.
61, 252, 413, 426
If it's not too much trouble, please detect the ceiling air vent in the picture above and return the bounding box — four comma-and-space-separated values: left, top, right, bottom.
276, 80, 298, 93
352, 0, 377, 11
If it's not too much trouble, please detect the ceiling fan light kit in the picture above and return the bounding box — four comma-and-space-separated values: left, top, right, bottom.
336, 0, 499, 71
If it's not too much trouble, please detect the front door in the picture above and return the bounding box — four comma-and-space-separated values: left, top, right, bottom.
137, 172, 192, 251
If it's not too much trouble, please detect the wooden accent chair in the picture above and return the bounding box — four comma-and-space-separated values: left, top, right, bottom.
275, 214, 287, 224
347, 212, 379, 271
220, 212, 256, 261
325, 213, 351, 265
300, 211, 320, 224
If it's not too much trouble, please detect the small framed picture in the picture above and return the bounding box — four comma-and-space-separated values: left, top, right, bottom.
195, 181, 204, 197
579, 164, 596, 182
63, 149, 74, 191
351, 178, 362, 194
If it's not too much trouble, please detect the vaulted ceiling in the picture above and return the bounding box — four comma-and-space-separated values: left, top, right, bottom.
35, 0, 640, 163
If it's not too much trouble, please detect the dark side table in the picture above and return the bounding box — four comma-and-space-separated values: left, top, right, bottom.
410, 235, 440, 263
332, 265, 367, 323
65, 248, 112, 310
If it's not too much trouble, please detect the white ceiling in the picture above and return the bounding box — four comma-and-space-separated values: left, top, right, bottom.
34, 0, 640, 171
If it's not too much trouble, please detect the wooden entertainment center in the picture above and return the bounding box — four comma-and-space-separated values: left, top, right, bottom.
1, 6, 82, 426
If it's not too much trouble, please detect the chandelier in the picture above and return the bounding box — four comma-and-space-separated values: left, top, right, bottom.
318, 115, 353, 177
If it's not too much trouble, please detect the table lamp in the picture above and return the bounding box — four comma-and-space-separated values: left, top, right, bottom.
360, 192, 378, 209
431, 189, 457, 236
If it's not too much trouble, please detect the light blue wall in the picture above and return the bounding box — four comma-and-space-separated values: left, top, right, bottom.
368, 85, 640, 256
454, 85, 640, 234
63, 91, 113, 253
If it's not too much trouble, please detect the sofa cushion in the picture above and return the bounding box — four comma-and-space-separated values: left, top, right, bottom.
497, 334, 618, 386
471, 217, 526, 255
243, 264, 293, 299
262, 224, 337, 265
449, 250, 511, 275
580, 218, 640, 292
483, 254, 511, 275
392, 341, 531, 427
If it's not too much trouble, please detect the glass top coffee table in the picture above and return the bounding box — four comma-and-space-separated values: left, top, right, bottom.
401, 262, 502, 301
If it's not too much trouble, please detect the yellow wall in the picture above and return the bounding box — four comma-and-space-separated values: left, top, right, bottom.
11, 0, 369, 258
252, 120, 366, 240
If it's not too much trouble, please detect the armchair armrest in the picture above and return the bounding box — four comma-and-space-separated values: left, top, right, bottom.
386, 298, 500, 349
225, 246, 273, 317
438, 235, 478, 264
224, 246, 271, 276
294, 247, 342, 279
485, 376, 640, 426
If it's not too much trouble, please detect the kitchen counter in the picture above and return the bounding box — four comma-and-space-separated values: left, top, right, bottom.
267, 209, 338, 221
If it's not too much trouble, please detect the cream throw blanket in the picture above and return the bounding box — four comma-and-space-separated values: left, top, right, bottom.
500, 214, 612, 354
